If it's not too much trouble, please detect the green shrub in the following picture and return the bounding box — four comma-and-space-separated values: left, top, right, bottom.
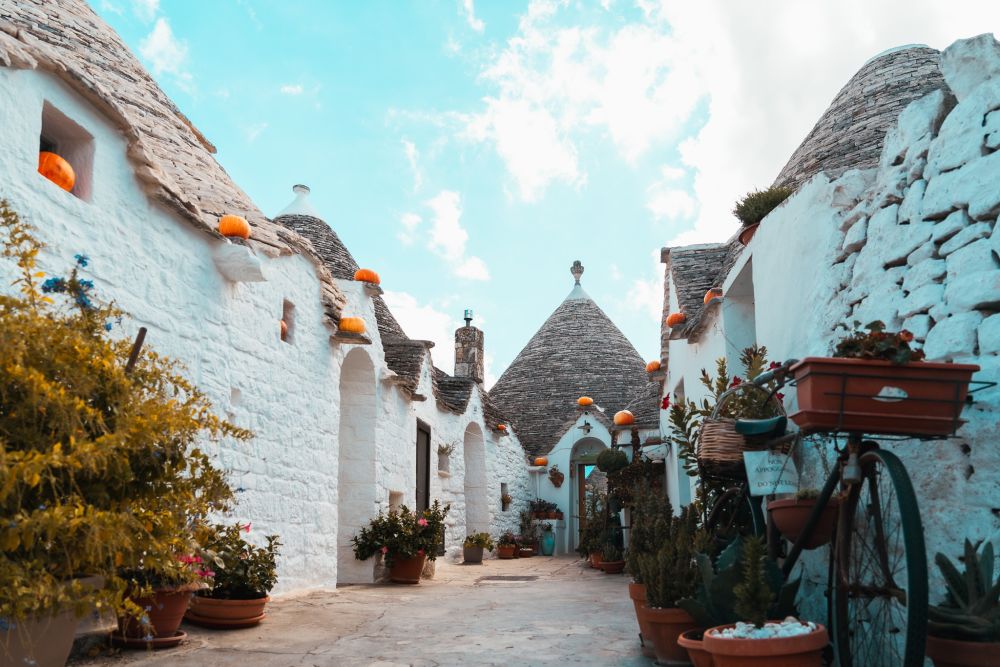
352, 501, 449, 568
596, 449, 628, 474
463, 532, 495, 550
929, 539, 1000, 642
636, 504, 710, 608
200, 524, 280, 600
732, 186, 793, 227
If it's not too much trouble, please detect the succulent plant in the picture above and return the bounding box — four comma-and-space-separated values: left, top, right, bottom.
928, 539, 1000, 643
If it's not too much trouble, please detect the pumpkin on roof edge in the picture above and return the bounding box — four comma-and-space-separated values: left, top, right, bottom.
613, 410, 634, 426
666, 312, 686, 328
704, 288, 723, 304
645, 360, 661, 373
338, 317, 365, 335
577, 396, 594, 407
218, 214, 250, 239
354, 268, 380, 284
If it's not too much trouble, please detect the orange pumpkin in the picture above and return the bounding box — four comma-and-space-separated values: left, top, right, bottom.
646, 360, 661, 373
665, 312, 686, 328
704, 288, 723, 304
338, 317, 366, 335
534, 456, 548, 467
613, 410, 635, 426
218, 215, 251, 239
497, 424, 508, 433
280, 320, 289, 339
38, 152, 75, 192
354, 268, 381, 285
577, 396, 594, 407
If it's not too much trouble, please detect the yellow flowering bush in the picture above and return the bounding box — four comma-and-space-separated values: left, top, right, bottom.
0, 201, 250, 622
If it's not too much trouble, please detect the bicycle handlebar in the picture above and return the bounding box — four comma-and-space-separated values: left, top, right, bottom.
751, 358, 799, 386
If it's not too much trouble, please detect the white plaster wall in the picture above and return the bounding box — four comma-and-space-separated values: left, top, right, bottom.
0, 68, 535, 593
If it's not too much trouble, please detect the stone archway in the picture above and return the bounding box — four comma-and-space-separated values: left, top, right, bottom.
336, 348, 377, 585
463, 422, 489, 535
569, 437, 608, 552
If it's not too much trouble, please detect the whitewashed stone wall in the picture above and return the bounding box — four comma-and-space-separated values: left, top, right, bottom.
0, 68, 531, 593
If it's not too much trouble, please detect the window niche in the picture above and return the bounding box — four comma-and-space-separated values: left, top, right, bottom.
39, 102, 94, 201
437, 442, 455, 475
280, 299, 295, 344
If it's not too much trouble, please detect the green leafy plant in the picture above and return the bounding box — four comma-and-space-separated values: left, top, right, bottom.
0, 202, 245, 623
351, 501, 450, 568
596, 449, 628, 474
834, 320, 924, 364
463, 532, 495, 551
497, 532, 517, 548
732, 186, 793, 227
575, 489, 608, 558
625, 481, 668, 583
199, 524, 280, 600
636, 501, 711, 608
678, 537, 800, 629
928, 539, 1000, 642
603, 544, 623, 562
518, 510, 540, 545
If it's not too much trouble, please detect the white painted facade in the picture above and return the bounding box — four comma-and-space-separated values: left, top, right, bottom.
0, 67, 531, 594
660, 35, 1000, 618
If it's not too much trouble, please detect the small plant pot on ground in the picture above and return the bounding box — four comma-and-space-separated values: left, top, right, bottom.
117, 587, 194, 641
518, 547, 534, 558
185, 595, 269, 629
702, 622, 828, 667
463, 546, 485, 564
636, 606, 699, 665
1, 610, 80, 667
767, 496, 840, 550
677, 629, 714, 667
497, 545, 516, 559
925, 635, 1000, 667
627, 583, 655, 659
389, 553, 427, 584
541, 532, 555, 556
589, 552, 602, 569
738, 223, 759, 246
602, 560, 625, 574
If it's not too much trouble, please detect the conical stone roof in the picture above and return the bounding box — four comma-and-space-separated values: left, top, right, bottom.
489, 262, 648, 457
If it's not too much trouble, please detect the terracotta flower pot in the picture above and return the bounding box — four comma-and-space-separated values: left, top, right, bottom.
589, 552, 602, 569
497, 545, 516, 559
463, 546, 485, 564
186, 595, 269, 628
678, 629, 714, 667
738, 222, 759, 246
790, 357, 979, 436
627, 583, 656, 659
518, 547, 534, 558
118, 588, 193, 639
637, 606, 699, 665
925, 634, 1000, 667
555, 512, 563, 520
767, 496, 840, 549
1, 610, 80, 667
702, 623, 828, 667
602, 560, 625, 574
389, 553, 427, 584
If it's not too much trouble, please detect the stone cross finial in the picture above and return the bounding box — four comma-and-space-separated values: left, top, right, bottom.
571, 260, 584, 284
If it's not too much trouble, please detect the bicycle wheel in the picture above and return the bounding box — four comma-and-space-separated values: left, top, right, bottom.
705, 485, 765, 548
831, 447, 927, 667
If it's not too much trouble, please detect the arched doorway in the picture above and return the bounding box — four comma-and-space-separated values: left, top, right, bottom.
569, 437, 607, 552
336, 348, 377, 584
463, 422, 489, 535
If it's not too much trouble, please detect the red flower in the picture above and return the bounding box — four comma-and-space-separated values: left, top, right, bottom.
899, 330, 914, 342
730, 376, 742, 387
417, 549, 425, 556
661, 396, 670, 410
243, 523, 252, 533
776, 392, 785, 401
769, 361, 782, 370
196, 569, 216, 578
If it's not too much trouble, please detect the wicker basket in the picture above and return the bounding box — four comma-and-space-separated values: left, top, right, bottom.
697, 384, 786, 479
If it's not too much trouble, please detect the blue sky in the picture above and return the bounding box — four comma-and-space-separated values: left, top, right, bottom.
95, 0, 1000, 385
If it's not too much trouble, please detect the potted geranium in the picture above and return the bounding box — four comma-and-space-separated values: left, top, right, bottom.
767, 487, 840, 550
497, 533, 517, 559
926, 539, 1000, 666
791, 321, 979, 436
694, 537, 826, 666
185, 523, 280, 628
462, 533, 494, 564
352, 501, 449, 584
732, 185, 792, 245
0, 204, 244, 661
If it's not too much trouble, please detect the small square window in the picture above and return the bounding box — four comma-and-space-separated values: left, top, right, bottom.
281, 299, 295, 344
39, 102, 94, 201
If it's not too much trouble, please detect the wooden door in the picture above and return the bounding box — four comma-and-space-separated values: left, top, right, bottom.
416, 423, 431, 512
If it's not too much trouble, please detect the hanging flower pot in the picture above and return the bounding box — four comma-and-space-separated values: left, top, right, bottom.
767, 495, 840, 549
388, 552, 427, 584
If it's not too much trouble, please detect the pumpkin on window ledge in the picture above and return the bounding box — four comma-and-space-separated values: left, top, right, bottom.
353, 268, 381, 285
218, 215, 251, 240
338, 317, 366, 335
38, 152, 76, 192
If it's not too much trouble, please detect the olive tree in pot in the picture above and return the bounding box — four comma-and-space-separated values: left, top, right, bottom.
0, 204, 245, 661
185, 523, 281, 629
925, 539, 1000, 667
462, 533, 494, 564
636, 502, 710, 665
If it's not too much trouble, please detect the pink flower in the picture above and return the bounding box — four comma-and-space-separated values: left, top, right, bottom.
418, 549, 425, 556
730, 376, 742, 387
196, 569, 216, 578
243, 523, 252, 533
381, 546, 389, 554
776, 392, 785, 401
769, 361, 782, 370
417, 518, 428, 527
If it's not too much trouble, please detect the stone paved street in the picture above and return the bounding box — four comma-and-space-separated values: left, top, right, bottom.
73, 557, 651, 667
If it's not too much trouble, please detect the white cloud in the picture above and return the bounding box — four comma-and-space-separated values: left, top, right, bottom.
138, 18, 192, 89
99, 1, 124, 16
382, 291, 464, 375
609, 263, 622, 281
133, 0, 159, 22
245, 122, 268, 142
402, 139, 423, 192
423, 190, 491, 280
397, 212, 422, 245
280, 84, 304, 95
461, 0, 485, 33
627, 249, 665, 322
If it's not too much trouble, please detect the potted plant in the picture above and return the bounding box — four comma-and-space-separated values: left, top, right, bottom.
695, 537, 826, 666
497, 533, 517, 559
185, 523, 280, 628
462, 533, 495, 564
767, 488, 840, 550
548, 465, 564, 488
601, 544, 625, 574
732, 185, 792, 245
0, 204, 245, 660
576, 489, 607, 568
500, 492, 513, 512
635, 503, 711, 665
625, 482, 668, 659
518, 510, 540, 555
352, 501, 450, 584
540, 524, 556, 556
926, 539, 1000, 667
791, 321, 979, 436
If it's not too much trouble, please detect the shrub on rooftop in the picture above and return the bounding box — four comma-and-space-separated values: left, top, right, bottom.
732, 186, 793, 227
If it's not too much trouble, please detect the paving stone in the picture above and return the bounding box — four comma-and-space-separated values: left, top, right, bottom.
924, 312, 985, 361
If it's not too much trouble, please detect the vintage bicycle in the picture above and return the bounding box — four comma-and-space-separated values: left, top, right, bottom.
699, 357, 991, 667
